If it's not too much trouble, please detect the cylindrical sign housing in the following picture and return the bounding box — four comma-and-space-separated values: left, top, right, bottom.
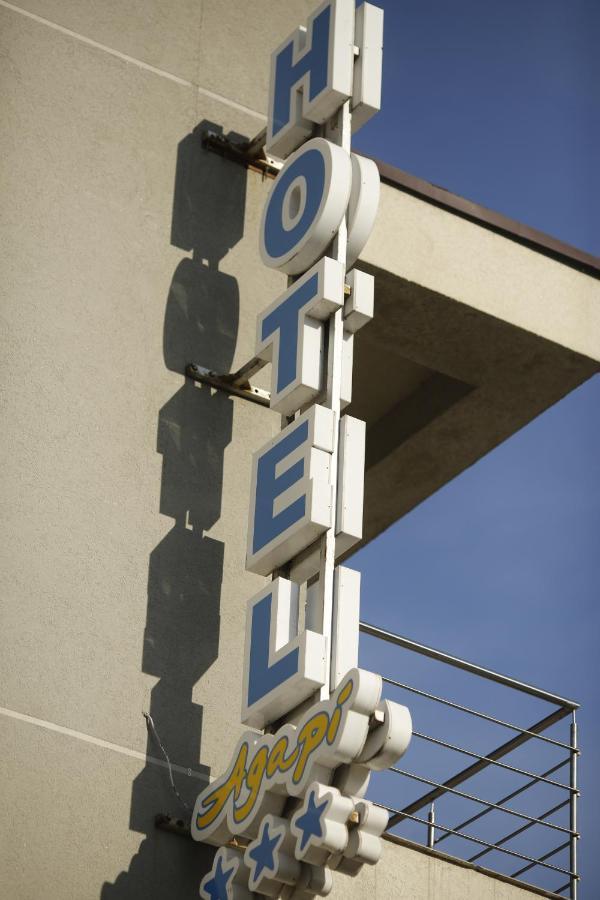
260, 137, 353, 275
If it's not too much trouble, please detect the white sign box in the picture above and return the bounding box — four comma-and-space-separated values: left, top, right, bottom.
256, 257, 344, 416
241, 577, 327, 729
266, 0, 356, 160
246, 404, 334, 576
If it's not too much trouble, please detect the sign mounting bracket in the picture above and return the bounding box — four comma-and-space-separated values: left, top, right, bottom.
185, 282, 352, 408
186, 358, 271, 407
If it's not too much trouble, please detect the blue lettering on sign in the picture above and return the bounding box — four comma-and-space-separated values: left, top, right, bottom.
247, 592, 300, 706
271, 5, 331, 141
260, 272, 319, 393
253, 419, 310, 554
263, 150, 325, 262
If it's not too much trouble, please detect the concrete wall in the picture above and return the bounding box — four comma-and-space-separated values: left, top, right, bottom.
0, 1, 567, 898
329, 839, 549, 900
1, 2, 288, 896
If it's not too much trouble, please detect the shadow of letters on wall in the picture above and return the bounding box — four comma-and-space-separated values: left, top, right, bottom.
101, 123, 247, 899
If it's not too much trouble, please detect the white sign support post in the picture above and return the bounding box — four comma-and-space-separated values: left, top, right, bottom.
315, 98, 351, 700
192, 5, 414, 897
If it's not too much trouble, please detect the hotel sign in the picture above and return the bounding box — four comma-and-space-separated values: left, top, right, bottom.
193, 3, 413, 897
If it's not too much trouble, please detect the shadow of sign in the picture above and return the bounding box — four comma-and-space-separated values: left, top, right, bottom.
101, 122, 247, 898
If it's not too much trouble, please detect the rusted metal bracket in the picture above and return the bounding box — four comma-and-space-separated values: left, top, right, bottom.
202, 128, 281, 179
186, 356, 271, 408
155, 814, 251, 851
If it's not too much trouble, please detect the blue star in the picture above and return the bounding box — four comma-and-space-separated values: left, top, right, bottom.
293, 788, 329, 853
199, 849, 237, 900
246, 818, 284, 885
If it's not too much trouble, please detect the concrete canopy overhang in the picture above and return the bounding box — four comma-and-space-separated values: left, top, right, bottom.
348, 172, 600, 548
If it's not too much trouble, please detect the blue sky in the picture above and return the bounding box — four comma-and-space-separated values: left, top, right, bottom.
349, 1, 599, 895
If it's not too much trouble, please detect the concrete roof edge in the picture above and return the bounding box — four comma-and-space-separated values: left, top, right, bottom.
365, 154, 600, 280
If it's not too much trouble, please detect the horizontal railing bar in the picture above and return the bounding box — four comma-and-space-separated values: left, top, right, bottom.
360, 622, 579, 709
410, 730, 572, 789
390, 767, 575, 835
466, 800, 569, 864
389, 706, 572, 828
384, 806, 574, 877
510, 841, 570, 879
382, 675, 574, 751
436, 758, 570, 845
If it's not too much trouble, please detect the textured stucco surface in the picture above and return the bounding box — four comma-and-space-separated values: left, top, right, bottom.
1, 1, 594, 898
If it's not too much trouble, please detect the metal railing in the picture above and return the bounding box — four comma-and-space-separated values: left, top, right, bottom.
359, 621, 580, 898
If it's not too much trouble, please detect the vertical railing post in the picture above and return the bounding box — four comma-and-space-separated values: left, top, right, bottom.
570, 711, 578, 900
427, 802, 436, 849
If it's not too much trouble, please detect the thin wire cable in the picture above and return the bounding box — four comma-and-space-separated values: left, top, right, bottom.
384, 807, 573, 877
411, 731, 572, 789
435, 757, 569, 844
390, 767, 573, 835
466, 800, 569, 864
143, 711, 192, 812
510, 840, 570, 879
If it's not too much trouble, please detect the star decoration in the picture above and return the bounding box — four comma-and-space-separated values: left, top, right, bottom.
199, 848, 238, 900
292, 787, 330, 853
246, 817, 284, 886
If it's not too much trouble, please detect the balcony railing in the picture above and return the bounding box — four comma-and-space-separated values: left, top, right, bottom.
359, 622, 579, 899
